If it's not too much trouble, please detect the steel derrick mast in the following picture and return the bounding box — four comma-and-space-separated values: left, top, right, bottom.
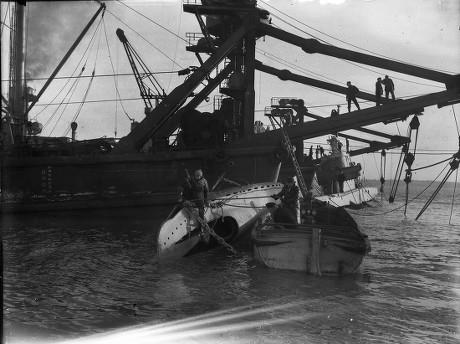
116, 28, 166, 113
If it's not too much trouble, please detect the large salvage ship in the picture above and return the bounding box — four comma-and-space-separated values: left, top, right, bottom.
1, 1, 459, 213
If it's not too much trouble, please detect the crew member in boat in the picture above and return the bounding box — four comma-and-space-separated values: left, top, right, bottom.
265, 202, 296, 228
272, 176, 300, 223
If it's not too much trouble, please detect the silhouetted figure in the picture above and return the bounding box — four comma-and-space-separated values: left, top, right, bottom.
346, 81, 360, 112
382, 75, 395, 100
316, 145, 320, 159
188, 169, 209, 221
319, 146, 324, 157
337, 170, 345, 193
309, 145, 313, 161
375, 77, 383, 106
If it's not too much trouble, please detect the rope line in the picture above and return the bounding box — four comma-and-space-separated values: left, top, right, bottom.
102, 17, 133, 121
449, 168, 458, 225
452, 106, 459, 137
410, 157, 453, 171
348, 164, 449, 217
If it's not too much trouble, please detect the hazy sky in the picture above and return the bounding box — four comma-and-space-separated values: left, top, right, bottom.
1, 0, 459, 181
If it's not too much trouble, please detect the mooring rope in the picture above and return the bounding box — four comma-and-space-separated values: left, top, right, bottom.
415, 152, 460, 220
449, 168, 458, 225
348, 164, 449, 217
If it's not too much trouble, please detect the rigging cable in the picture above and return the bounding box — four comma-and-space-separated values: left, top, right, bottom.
387, 115, 421, 210
413, 108, 460, 221
258, 0, 455, 76
33, 13, 104, 124
101, 16, 133, 122
449, 167, 458, 225
166, 1, 183, 93
114, 36, 120, 137
47, 67, 85, 135
63, 16, 105, 136
379, 149, 386, 194
104, 5, 184, 69
388, 141, 407, 203
403, 115, 420, 215
0, 2, 10, 38
49, 15, 104, 135
449, 107, 460, 225
415, 148, 460, 220
349, 164, 449, 218
452, 106, 460, 137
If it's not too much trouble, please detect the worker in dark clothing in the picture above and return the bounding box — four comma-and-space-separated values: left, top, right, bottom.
188, 169, 209, 221
179, 177, 193, 202
382, 75, 395, 100
187, 169, 210, 243
337, 170, 346, 193
266, 202, 296, 228
346, 81, 361, 112
375, 77, 383, 106
272, 176, 300, 223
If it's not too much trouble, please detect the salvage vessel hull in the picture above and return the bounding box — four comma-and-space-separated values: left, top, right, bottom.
1, 144, 282, 213
156, 181, 284, 261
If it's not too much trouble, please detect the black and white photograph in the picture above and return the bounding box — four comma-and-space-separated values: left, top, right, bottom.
1, 0, 459, 343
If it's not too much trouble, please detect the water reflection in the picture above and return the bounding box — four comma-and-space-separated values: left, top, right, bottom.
3, 195, 460, 343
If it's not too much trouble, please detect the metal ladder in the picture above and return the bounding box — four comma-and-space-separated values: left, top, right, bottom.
281, 128, 309, 199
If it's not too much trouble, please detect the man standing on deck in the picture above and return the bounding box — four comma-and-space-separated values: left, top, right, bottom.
188, 169, 209, 221
337, 170, 346, 193
375, 77, 383, 106
346, 81, 361, 112
382, 75, 395, 100
272, 176, 300, 224
187, 169, 210, 243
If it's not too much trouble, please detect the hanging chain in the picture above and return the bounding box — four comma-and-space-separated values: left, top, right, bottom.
389, 115, 420, 204
380, 149, 386, 193
184, 205, 237, 255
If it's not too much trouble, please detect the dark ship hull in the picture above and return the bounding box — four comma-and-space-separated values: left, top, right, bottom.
1, 141, 282, 213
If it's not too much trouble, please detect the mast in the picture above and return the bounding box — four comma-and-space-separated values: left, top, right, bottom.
8, 2, 27, 143
25, 3, 106, 116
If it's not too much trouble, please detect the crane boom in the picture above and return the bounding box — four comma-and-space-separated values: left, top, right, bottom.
116, 28, 166, 111
258, 23, 458, 88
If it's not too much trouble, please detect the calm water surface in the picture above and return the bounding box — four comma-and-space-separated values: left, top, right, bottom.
2, 183, 460, 344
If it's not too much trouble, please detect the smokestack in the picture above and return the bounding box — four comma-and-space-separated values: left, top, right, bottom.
71, 122, 78, 142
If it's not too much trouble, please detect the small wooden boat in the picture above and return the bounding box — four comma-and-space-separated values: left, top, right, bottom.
156, 181, 284, 262
251, 202, 371, 275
